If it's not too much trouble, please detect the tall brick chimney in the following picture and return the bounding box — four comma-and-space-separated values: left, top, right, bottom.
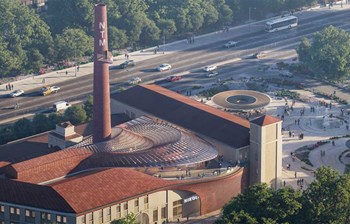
93, 4, 112, 143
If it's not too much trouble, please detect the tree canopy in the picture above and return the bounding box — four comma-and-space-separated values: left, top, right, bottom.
1, 0, 321, 77
297, 26, 350, 81
217, 167, 350, 224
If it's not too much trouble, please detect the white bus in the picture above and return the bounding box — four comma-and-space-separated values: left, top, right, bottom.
265, 16, 298, 32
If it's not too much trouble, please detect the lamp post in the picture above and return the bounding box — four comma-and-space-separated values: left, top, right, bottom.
163, 31, 166, 54
249, 7, 256, 30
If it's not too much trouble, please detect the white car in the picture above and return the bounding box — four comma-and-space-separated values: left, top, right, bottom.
203, 65, 217, 72
157, 63, 172, 72
127, 77, 142, 85
51, 86, 60, 93
224, 41, 238, 48
9, 89, 24, 97
206, 71, 219, 77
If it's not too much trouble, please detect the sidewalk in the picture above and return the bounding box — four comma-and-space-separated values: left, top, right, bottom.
1, 2, 349, 97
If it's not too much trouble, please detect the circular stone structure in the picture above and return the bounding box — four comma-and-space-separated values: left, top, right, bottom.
212, 90, 271, 111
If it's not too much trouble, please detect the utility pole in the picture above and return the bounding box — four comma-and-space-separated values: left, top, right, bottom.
163, 32, 165, 54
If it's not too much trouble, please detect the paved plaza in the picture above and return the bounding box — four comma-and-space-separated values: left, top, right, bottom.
266, 89, 350, 190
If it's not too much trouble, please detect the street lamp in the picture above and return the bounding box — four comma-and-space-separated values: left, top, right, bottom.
248, 7, 256, 30
163, 31, 166, 54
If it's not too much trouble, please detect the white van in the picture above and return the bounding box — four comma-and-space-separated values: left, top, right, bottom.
53, 101, 71, 112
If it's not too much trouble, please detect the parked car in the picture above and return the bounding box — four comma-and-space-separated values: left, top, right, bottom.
166, 75, 181, 82
224, 41, 238, 48
127, 77, 142, 85
253, 52, 267, 59
203, 65, 217, 72
157, 63, 172, 72
119, 60, 135, 69
206, 71, 219, 77
9, 89, 24, 97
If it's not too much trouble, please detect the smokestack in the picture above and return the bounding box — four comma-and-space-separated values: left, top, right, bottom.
93, 4, 112, 143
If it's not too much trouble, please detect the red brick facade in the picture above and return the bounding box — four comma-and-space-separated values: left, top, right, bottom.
175, 167, 249, 214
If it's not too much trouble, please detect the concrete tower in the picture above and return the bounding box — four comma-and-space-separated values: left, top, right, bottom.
93, 4, 112, 143
249, 115, 282, 190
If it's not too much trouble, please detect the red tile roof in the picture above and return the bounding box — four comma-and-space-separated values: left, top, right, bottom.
49, 168, 175, 213
250, 115, 280, 126
9, 148, 93, 183
111, 85, 251, 148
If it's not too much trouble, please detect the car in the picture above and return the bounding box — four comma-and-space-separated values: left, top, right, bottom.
157, 63, 172, 72
206, 71, 219, 77
203, 65, 217, 72
224, 41, 238, 48
9, 89, 24, 97
279, 72, 294, 78
253, 52, 267, 59
119, 60, 135, 69
51, 86, 61, 93
166, 75, 182, 82
127, 77, 142, 85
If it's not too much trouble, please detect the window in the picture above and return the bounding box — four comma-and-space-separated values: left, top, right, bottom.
161, 207, 166, 219
56, 215, 66, 224
116, 204, 121, 213
0, 205, 4, 213
99, 210, 103, 223
173, 200, 182, 217
144, 196, 149, 204
57, 215, 62, 222
81, 216, 86, 224
124, 203, 128, 210
153, 209, 158, 222
25, 210, 35, 218
134, 199, 139, 207
88, 213, 93, 224
40, 212, 51, 222
106, 207, 111, 221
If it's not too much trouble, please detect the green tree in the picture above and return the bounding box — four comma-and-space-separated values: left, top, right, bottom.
13, 118, 34, 139
109, 26, 128, 50
55, 28, 93, 62
299, 167, 350, 224
112, 213, 137, 224
84, 95, 93, 121
48, 113, 65, 129
0, 126, 15, 145
0, 0, 53, 77
32, 114, 51, 133
64, 105, 87, 125
297, 26, 350, 81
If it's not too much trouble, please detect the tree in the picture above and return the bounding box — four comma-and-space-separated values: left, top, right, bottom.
48, 113, 65, 129
0, 0, 53, 77
109, 26, 128, 50
13, 118, 34, 139
112, 213, 137, 224
297, 26, 350, 81
55, 28, 93, 62
84, 95, 93, 121
64, 105, 87, 125
32, 114, 51, 133
218, 167, 350, 224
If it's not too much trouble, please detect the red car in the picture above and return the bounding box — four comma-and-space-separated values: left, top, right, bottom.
166, 75, 182, 82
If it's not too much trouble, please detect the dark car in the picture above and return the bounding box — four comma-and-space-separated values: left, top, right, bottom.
166, 75, 182, 82
119, 60, 135, 69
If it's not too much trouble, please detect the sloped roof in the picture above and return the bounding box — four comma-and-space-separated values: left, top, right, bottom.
49, 168, 174, 213
251, 115, 280, 126
0, 179, 75, 213
111, 85, 250, 148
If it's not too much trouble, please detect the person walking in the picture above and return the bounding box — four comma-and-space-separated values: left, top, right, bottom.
11, 84, 13, 90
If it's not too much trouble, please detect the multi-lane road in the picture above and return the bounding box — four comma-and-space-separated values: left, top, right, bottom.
1, 8, 350, 122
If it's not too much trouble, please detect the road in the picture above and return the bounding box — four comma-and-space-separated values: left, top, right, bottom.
1, 7, 350, 122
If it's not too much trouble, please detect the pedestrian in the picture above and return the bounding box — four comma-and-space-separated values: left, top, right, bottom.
11, 84, 13, 90
8, 83, 11, 90
297, 119, 300, 125
77, 65, 80, 72
65, 71, 68, 76
289, 131, 292, 138
6, 85, 8, 91
283, 180, 286, 187
295, 120, 297, 125
332, 140, 335, 146
42, 78, 45, 84
295, 171, 297, 178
